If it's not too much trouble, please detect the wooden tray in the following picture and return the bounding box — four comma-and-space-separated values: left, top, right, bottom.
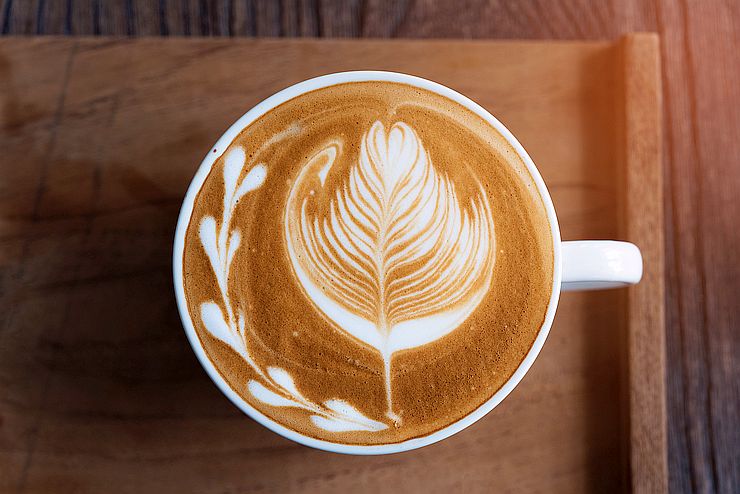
0, 36, 665, 493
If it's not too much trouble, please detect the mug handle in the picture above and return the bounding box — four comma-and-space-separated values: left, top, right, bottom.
561, 241, 643, 291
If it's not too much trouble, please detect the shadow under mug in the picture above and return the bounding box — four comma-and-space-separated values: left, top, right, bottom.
173, 71, 643, 455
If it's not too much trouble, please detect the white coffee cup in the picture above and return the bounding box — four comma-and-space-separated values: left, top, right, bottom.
173, 71, 642, 455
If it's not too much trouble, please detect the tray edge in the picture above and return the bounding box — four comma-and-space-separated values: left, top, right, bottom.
619, 33, 668, 494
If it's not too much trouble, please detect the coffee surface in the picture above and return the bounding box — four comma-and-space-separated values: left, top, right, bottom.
182, 81, 554, 444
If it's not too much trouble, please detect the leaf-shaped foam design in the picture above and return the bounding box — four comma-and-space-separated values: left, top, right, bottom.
201, 302, 246, 358
235, 163, 267, 202
310, 414, 386, 432
267, 367, 306, 401
285, 121, 495, 419
199, 217, 221, 285
198, 151, 266, 363
285, 121, 495, 355
248, 380, 301, 408
252, 373, 388, 432
223, 147, 246, 211
322, 400, 388, 431
197, 147, 390, 432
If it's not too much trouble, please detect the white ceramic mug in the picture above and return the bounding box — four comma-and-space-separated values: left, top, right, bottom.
173, 71, 642, 455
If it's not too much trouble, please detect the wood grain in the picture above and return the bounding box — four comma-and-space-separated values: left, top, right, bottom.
0, 37, 658, 494
0, 1, 738, 494
621, 34, 666, 494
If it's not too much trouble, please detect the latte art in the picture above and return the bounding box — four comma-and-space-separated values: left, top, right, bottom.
199, 147, 387, 432
182, 81, 554, 445
285, 121, 495, 421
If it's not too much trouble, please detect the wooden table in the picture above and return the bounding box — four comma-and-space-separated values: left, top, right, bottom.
1, 2, 737, 494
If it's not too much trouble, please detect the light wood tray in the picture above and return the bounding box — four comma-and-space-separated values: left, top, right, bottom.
0, 35, 664, 493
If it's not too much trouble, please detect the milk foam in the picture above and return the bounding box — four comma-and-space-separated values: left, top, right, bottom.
285, 121, 495, 419
198, 146, 388, 433
182, 81, 553, 444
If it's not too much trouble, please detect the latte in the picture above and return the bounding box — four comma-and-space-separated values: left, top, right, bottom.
182, 81, 554, 444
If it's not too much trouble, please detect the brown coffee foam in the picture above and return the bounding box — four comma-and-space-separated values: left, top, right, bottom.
182, 81, 553, 445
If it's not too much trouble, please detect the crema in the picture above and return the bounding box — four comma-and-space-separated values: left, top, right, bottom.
182, 81, 554, 444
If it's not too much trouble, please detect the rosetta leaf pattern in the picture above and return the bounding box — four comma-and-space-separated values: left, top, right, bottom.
286, 121, 495, 419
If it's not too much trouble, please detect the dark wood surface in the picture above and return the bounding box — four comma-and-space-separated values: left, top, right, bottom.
0, 2, 737, 493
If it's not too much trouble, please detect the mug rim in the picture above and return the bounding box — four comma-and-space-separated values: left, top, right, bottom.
172, 70, 563, 455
